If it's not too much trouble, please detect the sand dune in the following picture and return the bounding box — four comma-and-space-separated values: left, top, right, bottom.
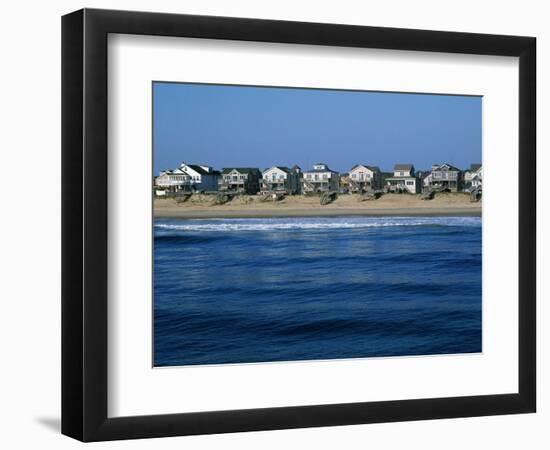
154, 192, 481, 218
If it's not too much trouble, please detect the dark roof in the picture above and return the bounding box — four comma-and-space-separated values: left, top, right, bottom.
394, 164, 413, 171
185, 164, 209, 175
470, 163, 482, 172
304, 167, 339, 174
303, 163, 338, 174
222, 167, 261, 174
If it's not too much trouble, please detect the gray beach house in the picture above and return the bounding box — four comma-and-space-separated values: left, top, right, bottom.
301, 163, 339, 193
219, 168, 262, 194
427, 163, 463, 192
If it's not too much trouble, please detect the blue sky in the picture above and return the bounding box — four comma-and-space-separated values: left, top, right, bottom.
153, 82, 481, 174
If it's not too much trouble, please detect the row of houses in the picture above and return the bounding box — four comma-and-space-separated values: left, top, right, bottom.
155, 162, 482, 195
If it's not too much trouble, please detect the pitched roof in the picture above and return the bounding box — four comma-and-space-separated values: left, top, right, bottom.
432, 163, 461, 172
304, 163, 338, 174
185, 164, 209, 175
350, 164, 380, 172
394, 164, 413, 171
222, 167, 261, 174
263, 166, 291, 174
470, 163, 482, 172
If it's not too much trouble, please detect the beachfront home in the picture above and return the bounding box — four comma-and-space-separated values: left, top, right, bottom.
301, 163, 339, 193
178, 162, 221, 192
261, 166, 301, 195
385, 164, 419, 194
463, 164, 482, 191
428, 163, 463, 192
219, 168, 262, 194
155, 168, 191, 192
471, 165, 482, 189
348, 164, 382, 192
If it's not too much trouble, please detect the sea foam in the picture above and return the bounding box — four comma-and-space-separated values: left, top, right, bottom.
154, 216, 481, 233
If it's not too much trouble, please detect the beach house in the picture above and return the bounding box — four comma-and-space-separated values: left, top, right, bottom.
427, 163, 463, 192
471, 165, 482, 189
385, 164, 419, 194
301, 163, 339, 193
178, 162, 221, 192
155, 168, 191, 192
261, 166, 301, 195
348, 164, 382, 192
219, 168, 262, 194
464, 164, 482, 191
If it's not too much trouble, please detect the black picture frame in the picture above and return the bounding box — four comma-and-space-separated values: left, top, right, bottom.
62, 8, 536, 442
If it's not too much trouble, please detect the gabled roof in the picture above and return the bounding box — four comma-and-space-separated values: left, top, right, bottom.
263, 166, 291, 174
184, 164, 209, 175
470, 163, 482, 172
222, 167, 261, 175
394, 164, 413, 171
432, 163, 461, 172
350, 164, 381, 172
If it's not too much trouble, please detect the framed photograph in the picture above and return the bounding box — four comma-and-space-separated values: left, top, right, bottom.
61, 8, 536, 442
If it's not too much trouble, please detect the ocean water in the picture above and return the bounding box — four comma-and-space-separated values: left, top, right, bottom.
154, 216, 482, 367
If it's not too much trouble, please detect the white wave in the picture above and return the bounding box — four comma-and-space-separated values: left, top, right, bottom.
155, 216, 480, 232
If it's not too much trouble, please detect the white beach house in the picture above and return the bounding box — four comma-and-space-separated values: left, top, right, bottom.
155, 168, 191, 191
385, 164, 419, 194
261, 166, 302, 194
348, 164, 382, 192
464, 164, 482, 191
178, 162, 221, 192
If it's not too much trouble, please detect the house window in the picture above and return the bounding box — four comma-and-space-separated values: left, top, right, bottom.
406, 180, 414, 186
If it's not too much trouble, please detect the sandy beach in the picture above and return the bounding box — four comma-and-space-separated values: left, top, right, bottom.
154, 192, 481, 219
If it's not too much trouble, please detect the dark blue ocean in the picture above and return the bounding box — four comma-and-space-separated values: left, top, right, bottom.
154, 216, 481, 367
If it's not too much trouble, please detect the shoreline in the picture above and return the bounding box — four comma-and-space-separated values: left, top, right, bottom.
154, 207, 481, 219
